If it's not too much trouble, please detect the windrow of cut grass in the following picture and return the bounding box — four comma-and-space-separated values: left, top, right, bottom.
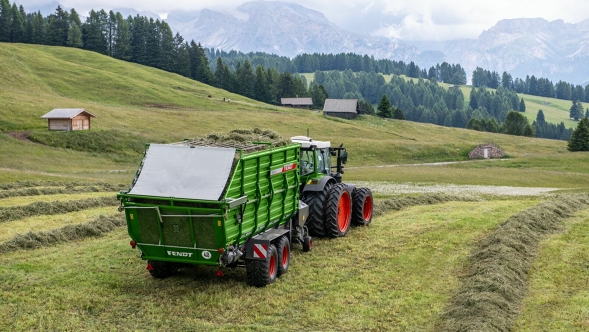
0, 183, 125, 199
438, 194, 589, 331
0, 196, 118, 223
0, 214, 124, 254
373, 193, 483, 217
0, 180, 108, 190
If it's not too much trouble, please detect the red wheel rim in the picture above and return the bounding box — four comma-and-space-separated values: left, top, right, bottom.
363, 195, 373, 221
337, 191, 352, 232
269, 254, 276, 277
281, 245, 289, 268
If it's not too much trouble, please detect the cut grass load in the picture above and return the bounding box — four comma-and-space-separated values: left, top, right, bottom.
438, 194, 589, 331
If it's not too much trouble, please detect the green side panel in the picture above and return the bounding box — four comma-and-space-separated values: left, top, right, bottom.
160, 209, 192, 247
224, 144, 300, 245
193, 216, 217, 248
136, 208, 160, 244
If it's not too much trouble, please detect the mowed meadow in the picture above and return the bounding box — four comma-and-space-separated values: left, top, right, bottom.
1, 43, 589, 331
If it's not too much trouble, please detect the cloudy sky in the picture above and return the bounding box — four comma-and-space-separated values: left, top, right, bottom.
19, 0, 589, 41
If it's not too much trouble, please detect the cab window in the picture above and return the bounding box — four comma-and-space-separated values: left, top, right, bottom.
300, 150, 314, 175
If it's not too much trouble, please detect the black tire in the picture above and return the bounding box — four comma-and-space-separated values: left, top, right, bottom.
246, 244, 278, 287
303, 235, 312, 252
147, 260, 180, 279
275, 236, 290, 277
352, 187, 374, 226
324, 183, 352, 238
302, 183, 332, 237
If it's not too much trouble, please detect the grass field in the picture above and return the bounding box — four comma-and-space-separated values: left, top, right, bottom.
1, 43, 589, 331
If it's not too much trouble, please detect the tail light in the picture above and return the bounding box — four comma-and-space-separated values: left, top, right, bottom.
130, 240, 137, 249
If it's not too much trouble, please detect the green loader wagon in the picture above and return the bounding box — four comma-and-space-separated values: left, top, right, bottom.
118, 136, 373, 287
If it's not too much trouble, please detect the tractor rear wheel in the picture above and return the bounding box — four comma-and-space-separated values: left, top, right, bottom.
246, 244, 278, 287
324, 183, 352, 238
147, 260, 180, 279
275, 236, 290, 276
302, 183, 332, 237
352, 187, 374, 226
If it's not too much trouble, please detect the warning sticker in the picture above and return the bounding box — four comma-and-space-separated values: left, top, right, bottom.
253, 243, 268, 259
202, 251, 211, 259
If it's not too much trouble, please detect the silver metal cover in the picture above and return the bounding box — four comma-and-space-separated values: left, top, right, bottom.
129, 144, 236, 201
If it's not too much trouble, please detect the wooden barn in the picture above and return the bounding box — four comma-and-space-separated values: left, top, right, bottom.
322, 99, 359, 119
281, 97, 313, 109
41, 109, 96, 131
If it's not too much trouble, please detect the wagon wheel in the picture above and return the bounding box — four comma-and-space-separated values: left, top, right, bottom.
147, 260, 180, 279
275, 236, 290, 276
246, 244, 278, 287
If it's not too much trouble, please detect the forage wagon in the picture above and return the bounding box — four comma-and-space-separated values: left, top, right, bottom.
117, 133, 373, 287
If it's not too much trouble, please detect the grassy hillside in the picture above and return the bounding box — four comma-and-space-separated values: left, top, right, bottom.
2, 43, 589, 331
2, 43, 588, 189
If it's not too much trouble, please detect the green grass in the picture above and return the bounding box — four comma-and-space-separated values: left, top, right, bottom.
514, 209, 589, 331
0, 200, 536, 331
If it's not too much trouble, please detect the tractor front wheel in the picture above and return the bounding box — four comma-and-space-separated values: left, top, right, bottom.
324, 183, 352, 238
246, 244, 278, 287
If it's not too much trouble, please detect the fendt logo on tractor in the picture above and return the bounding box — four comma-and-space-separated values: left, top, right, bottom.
167, 251, 193, 257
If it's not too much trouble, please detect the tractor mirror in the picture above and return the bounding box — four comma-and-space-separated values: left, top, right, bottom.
339, 150, 348, 164
330, 150, 337, 156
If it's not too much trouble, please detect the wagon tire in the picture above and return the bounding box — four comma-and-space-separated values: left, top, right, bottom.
324, 183, 352, 238
302, 183, 332, 237
275, 236, 290, 277
147, 260, 180, 279
352, 187, 374, 226
246, 244, 278, 287
303, 235, 312, 252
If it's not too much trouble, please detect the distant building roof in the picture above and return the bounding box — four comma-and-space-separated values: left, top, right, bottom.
323, 99, 359, 113
281, 98, 313, 106
41, 108, 97, 119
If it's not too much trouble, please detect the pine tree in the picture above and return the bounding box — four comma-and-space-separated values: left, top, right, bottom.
570, 100, 584, 121
392, 106, 405, 120
66, 21, 82, 47
377, 95, 392, 118
536, 110, 546, 124
519, 98, 526, 112
0, 0, 12, 42
568, 118, 589, 151
253, 65, 270, 102
502, 111, 534, 137
9, 3, 24, 42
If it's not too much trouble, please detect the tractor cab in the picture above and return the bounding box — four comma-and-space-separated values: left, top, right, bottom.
291, 136, 347, 185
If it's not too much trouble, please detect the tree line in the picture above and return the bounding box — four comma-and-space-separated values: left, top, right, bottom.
472, 67, 589, 103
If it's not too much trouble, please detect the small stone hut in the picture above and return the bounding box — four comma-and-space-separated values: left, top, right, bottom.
41, 108, 96, 131
468, 143, 505, 159
322, 99, 359, 119
281, 97, 313, 109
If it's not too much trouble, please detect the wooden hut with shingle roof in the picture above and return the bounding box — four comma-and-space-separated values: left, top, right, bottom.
322, 99, 359, 119
281, 97, 313, 109
41, 108, 96, 131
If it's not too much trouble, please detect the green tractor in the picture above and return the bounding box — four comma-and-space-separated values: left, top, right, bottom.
291, 136, 373, 239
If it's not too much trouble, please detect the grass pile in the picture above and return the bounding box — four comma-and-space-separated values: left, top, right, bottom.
186, 128, 291, 151
373, 193, 483, 217
438, 194, 589, 331
0, 214, 125, 253
0, 196, 118, 222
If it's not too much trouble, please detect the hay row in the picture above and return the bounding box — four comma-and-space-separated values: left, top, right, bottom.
438, 194, 589, 332
0, 196, 119, 223
0, 180, 119, 190
373, 193, 482, 217
0, 184, 126, 199
0, 214, 125, 254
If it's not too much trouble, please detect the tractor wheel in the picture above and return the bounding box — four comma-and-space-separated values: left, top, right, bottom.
302, 183, 332, 237
303, 235, 313, 252
246, 244, 278, 287
275, 236, 290, 277
351, 187, 374, 226
147, 260, 180, 279
324, 183, 352, 238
